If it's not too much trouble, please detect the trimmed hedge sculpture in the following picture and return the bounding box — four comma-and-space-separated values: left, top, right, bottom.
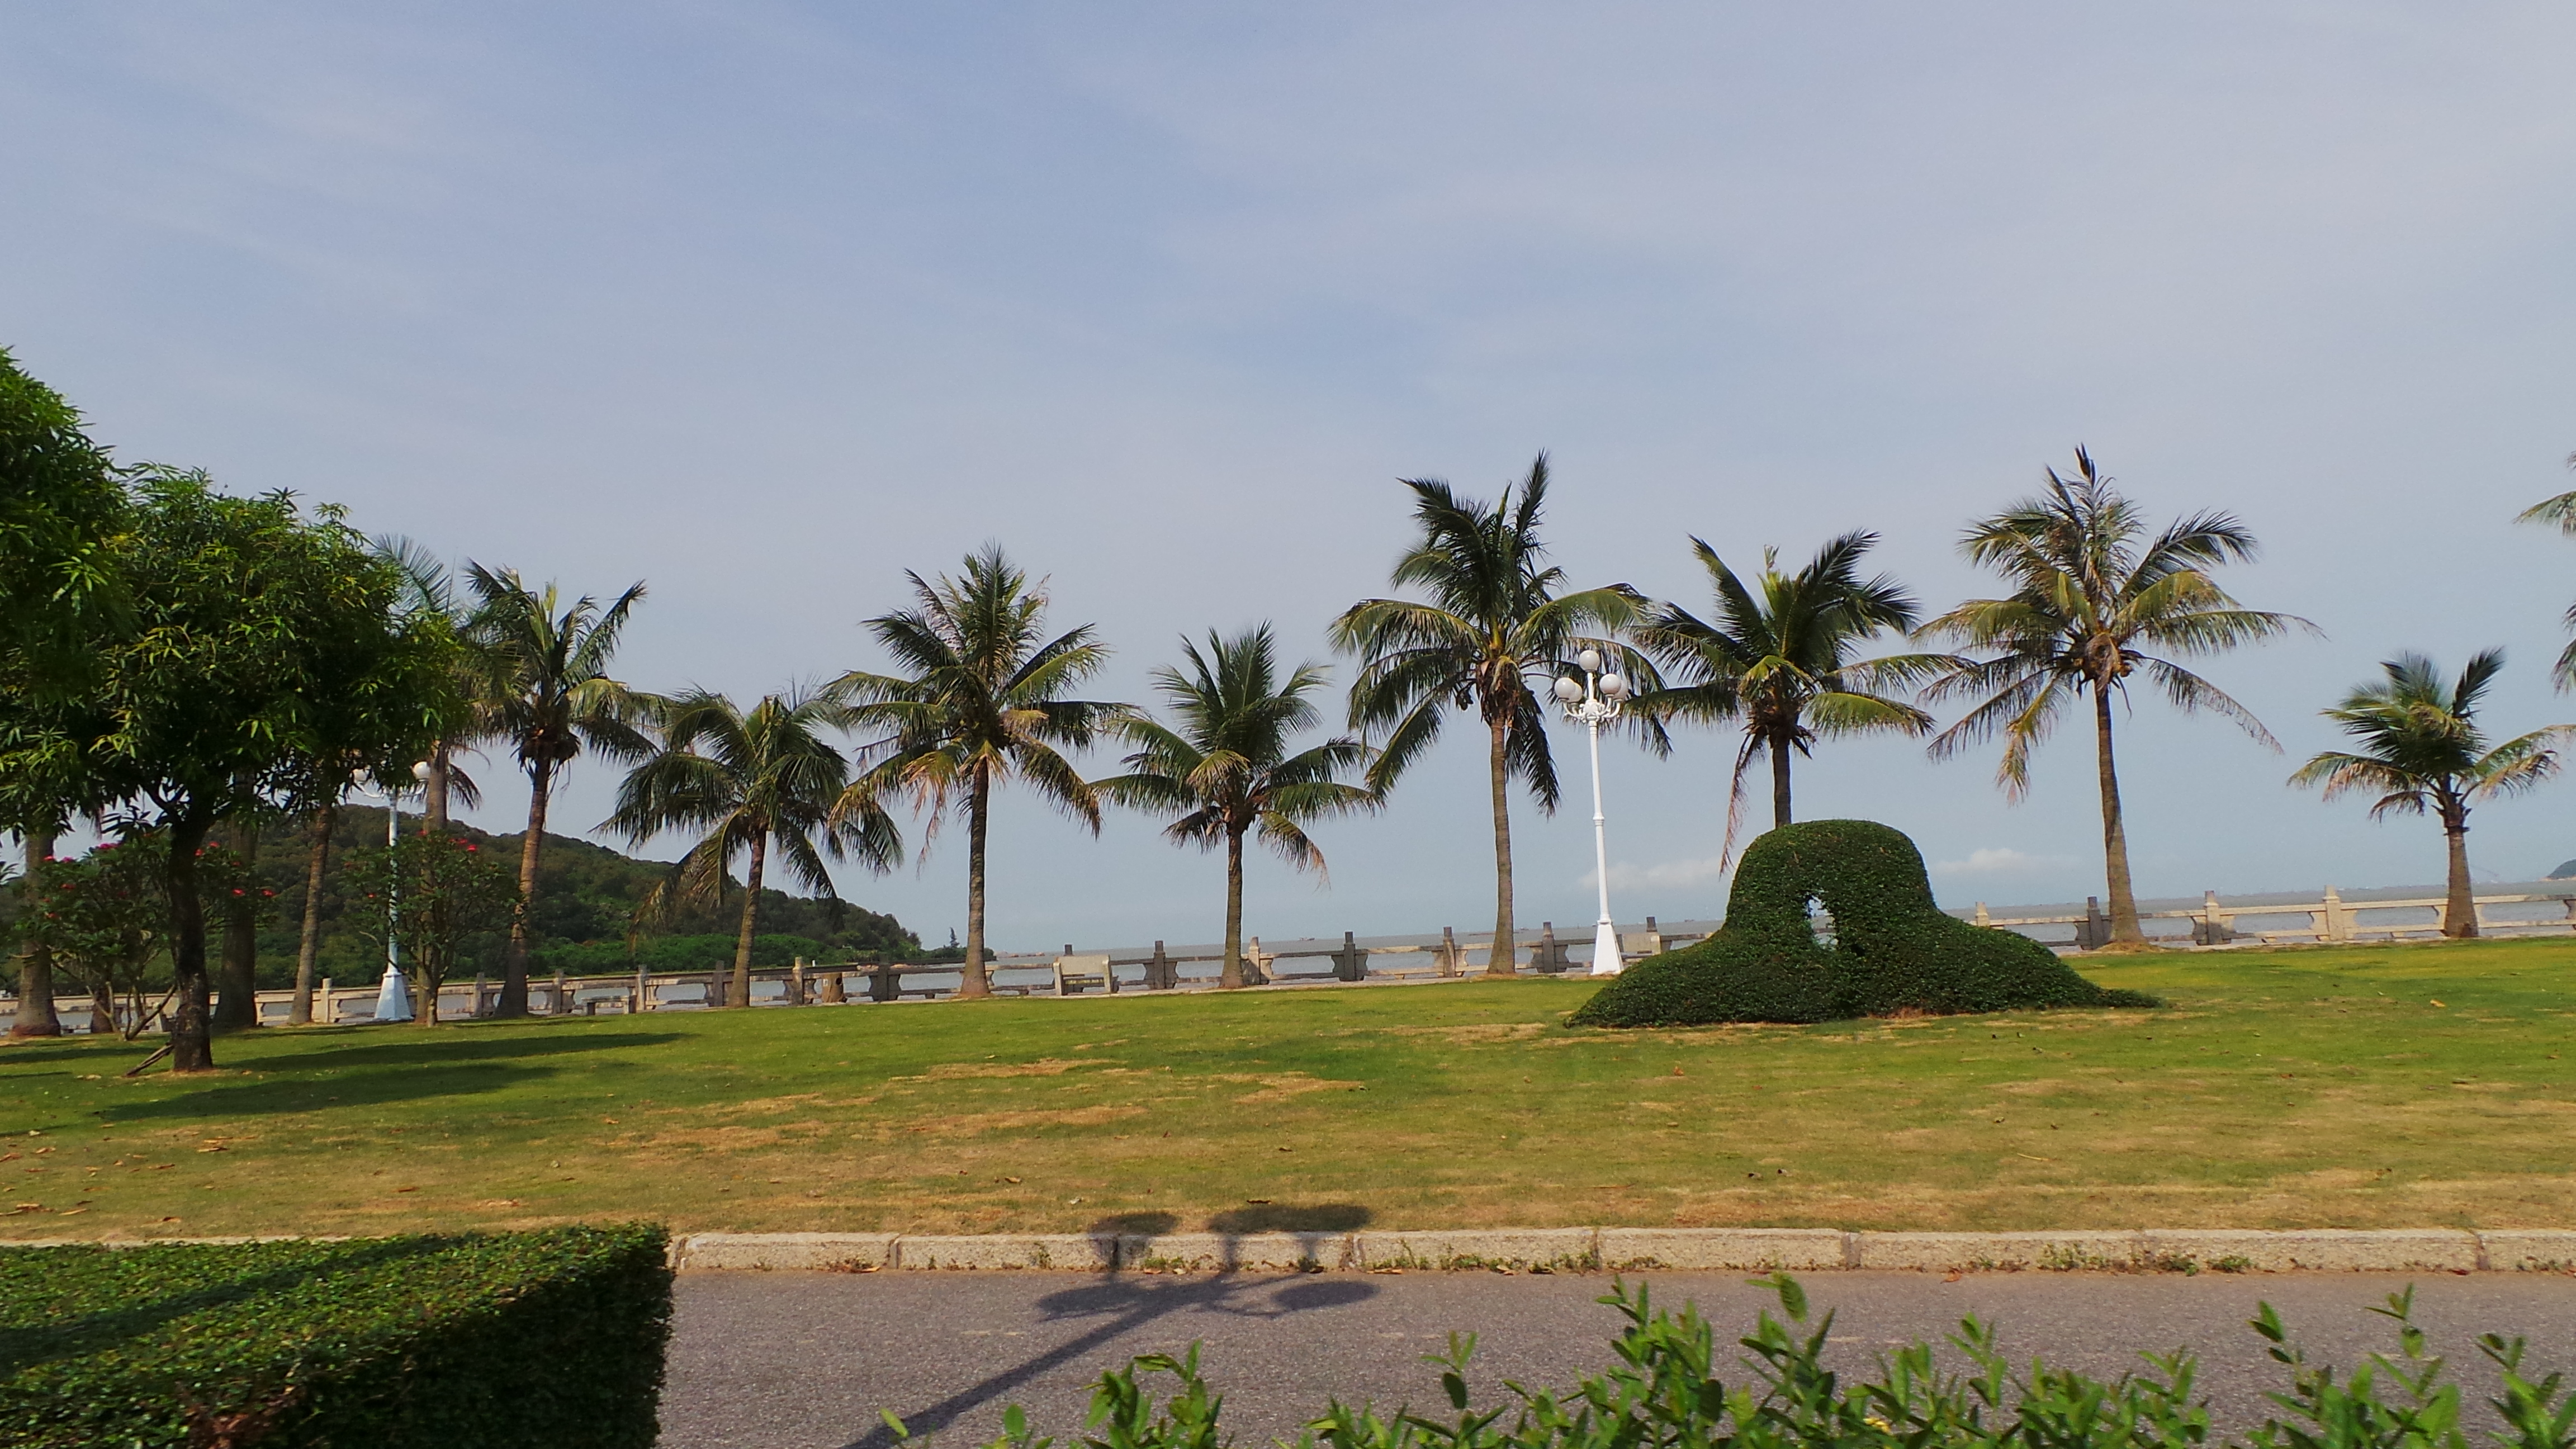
1570, 819, 2157, 1027
0, 1223, 671, 1449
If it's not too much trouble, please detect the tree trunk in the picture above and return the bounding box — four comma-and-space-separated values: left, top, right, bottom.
213, 827, 262, 1030
2442, 808, 2478, 939
290, 805, 335, 1025
424, 741, 452, 831
496, 761, 551, 1017
959, 767, 993, 999
1220, 823, 1247, 989
2091, 683, 2146, 945
166, 812, 217, 1072
1770, 733, 1794, 829
11, 826, 61, 1038
730, 833, 766, 1007
1485, 715, 1517, 977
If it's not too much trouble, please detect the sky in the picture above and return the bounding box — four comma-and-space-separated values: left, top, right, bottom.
6, 3, 2575, 951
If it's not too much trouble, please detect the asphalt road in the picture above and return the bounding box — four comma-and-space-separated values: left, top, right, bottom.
660, 1270, 2576, 1449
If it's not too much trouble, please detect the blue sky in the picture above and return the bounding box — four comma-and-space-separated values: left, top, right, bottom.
7, 3, 2576, 949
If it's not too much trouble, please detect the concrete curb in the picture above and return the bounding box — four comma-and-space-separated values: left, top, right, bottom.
669, 1227, 2576, 1275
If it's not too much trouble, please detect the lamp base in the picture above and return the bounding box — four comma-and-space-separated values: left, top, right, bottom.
1588, 918, 1624, 976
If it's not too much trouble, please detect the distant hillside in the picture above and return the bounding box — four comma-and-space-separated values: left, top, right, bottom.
102, 807, 927, 991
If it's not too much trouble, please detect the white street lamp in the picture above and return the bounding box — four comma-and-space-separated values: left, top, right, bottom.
1555, 650, 1629, 976
347, 764, 430, 1022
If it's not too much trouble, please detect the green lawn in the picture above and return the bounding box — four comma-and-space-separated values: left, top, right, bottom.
3, 937, 2572, 1240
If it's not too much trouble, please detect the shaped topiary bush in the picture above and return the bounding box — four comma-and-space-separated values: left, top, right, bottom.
1569, 819, 2157, 1027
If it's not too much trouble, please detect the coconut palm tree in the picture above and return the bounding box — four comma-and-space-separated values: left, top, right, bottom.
1330, 454, 1656, 977
1921, 448, 2308, 946
2513, 453, 2576, 688
1098, 627, 1377, 989
608, 686, 902, 1006
375, 535, 492, 830
1631, 531, 1954, 859
2290, 651, 2565, 939
467, 565, 655, 1016
832, 546, 1120, 1000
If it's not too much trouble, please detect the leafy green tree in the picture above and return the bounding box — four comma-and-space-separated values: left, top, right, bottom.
1329, 456, 1653, 976
607, 686, 902, 1007
14, 474, 454, 1068
346, 831, 519, 1024
834, 546, 1120, 999
2290, 651, 2567, 939
1632, 532, 1952, 855
1921, 449, 2305, 946
2513, 454, 2576, 687
465, 565, 653, 1017
275, 538, 486, 1025
0, 347, 127, 1038
1099, 628, 1377, 989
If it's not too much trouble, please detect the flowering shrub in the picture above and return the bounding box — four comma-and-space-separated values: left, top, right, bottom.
345, 831, 519, 1024
25, 837, 172, 1037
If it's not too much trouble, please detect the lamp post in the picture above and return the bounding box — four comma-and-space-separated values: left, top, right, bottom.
1552, 648, 1629, 976
349, 762, 433, 1022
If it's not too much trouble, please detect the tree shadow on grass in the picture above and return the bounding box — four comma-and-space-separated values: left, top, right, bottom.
231, 1030, 685, 1072
0, 1043, 131, 1070
102, 1062, 557, 1123
1206, 1202, 1372, 1234
840, 1272, 1381, 1449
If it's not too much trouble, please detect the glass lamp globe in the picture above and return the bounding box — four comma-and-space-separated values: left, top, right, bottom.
411, 760, 434, 783
1576, 647, 1603, 674
1599, 673, 1628, 699
1553, 675, 1584, 703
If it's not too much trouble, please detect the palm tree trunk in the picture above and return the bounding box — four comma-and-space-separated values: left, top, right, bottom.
1486, 715, 1517, 977
2442, 807, 2478, 939
1220, 823, 1248, 989
166, 811, 217, 1072
730, 833, 766, 1007
212, 827, 262, 1031
1770, 733, 1794, 829
11, 826, 61, 1038
2091, 682, 2145, 945
497, 761, 551, 1017
424, 742, 452, 831
288, 805, 334, 1025
959, 766, 994, 999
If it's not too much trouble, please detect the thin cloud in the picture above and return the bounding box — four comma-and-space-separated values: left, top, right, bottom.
1585, 855, 1731, 892
1931, 847, 2059, 877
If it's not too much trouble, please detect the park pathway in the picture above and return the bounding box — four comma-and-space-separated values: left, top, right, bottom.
660, 1268, 2576, 1448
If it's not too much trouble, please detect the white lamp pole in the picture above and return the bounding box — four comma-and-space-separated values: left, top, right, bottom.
349, 763, 432, 1022
1552, 648, 1629, 976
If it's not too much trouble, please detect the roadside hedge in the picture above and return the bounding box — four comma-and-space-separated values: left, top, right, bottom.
0, 1223, 670, 1449
1571, 819, 2158, 1026
970, 1275, 2575, 1449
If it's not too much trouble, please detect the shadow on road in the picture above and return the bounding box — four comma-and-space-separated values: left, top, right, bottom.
838, 1273, 1384, 1449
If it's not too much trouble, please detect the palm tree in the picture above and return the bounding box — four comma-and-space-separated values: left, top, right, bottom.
1098, 627, 1377, 989
2513, 453, 2576, 688
1330, 454, 1655, 977
2290, 652, 2565, 939
1921, 448, 2308, 946
375, 536, 491, 830
467, 565, 655, 1016
1631, 531, 1954, 859
608, 686, 902, 1006
832, 546, 1120, 1000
